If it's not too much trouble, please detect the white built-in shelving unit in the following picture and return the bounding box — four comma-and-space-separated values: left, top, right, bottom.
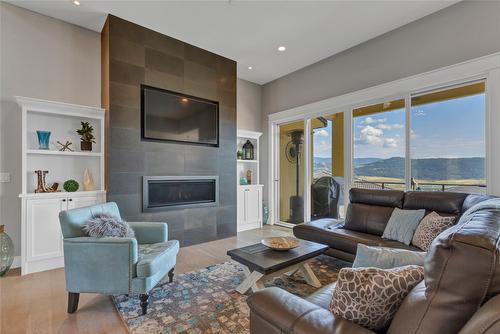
237, 129, 264, 232
16, 96, 106, 275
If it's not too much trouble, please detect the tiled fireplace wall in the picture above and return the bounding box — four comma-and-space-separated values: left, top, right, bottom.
101, 15, 237, 246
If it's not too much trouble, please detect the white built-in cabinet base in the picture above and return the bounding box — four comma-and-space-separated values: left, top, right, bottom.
237, 185, 263, 232
20, 191, 106, 276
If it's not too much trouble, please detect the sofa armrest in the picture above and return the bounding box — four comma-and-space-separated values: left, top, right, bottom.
128, 222, 168, 244
63, 237, 138, 294
247, 287, 374, 334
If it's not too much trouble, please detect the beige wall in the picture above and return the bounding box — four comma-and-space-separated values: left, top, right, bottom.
0, 3, 101, 256
260, 0, 500, 205
237, 78, 262, 132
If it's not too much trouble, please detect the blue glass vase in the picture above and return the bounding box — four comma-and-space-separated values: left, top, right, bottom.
36, 130, 51, 150
0, 225, 14, 276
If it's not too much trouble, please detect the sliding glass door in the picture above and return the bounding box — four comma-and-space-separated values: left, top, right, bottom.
310, 112, 345, 219
277, 121, 305, 225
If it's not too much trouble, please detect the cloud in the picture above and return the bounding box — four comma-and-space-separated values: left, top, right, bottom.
376, 123, 404, 130
383, 138, 397, 148
410, 129, 417, 139
363, 117, 387, 125
314, 129, 329, 137
414, 109, 426, 116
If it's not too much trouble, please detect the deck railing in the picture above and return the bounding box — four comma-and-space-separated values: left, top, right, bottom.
353, 179, 486, 192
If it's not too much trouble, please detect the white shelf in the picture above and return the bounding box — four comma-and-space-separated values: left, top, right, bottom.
19, 190, 106, 199
237, 159, 258, 163
27, 149, 102, 157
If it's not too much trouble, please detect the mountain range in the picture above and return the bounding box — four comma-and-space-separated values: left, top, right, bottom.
314, 157, 485, 180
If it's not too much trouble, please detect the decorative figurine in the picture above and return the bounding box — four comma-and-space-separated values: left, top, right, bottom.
34, 170, 58, 193
83, 168, 94, 191
63, 179, 79, 192
57, 140, 74, 152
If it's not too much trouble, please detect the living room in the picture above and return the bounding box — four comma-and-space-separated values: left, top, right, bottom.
1, 1, 500, 333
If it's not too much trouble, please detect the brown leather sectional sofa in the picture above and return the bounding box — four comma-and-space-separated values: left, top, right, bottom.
293, 188, 491, 261
247, 189, 500, 333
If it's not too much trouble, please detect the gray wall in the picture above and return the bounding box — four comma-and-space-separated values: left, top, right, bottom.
0, 3, 101, 257
237, 79, 262, 132
261, 1, 500, 204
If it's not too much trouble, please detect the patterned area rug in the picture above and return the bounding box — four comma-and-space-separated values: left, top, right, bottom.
112, 255, 351, 334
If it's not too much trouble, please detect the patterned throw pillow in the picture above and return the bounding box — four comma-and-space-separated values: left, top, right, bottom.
329, 265, 424, 331
411, 211, 455, 251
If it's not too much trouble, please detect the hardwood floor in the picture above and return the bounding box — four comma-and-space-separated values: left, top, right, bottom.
0, 225, 292, 334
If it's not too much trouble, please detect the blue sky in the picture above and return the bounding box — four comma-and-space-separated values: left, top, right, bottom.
314, 93, 485, 159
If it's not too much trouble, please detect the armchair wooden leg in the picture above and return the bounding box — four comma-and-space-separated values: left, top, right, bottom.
67, 292, 80, 314
139, 294, 149, 315
168, 267, 175, 283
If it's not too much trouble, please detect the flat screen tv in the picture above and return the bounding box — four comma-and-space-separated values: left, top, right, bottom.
141, 85, 219, 146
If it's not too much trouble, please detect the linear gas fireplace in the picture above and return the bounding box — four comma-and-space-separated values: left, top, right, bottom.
143, 176, 218, 212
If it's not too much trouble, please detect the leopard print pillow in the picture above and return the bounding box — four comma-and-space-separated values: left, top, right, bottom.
329, 265, 424, 331
411, 211, 455, 251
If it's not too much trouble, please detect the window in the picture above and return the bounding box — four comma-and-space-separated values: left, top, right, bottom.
410, 82, 486, 193
353, 99, 406, 191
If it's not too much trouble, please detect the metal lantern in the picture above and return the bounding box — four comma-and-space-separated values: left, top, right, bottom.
242, 140, 254, 160
0, 225, 14, 276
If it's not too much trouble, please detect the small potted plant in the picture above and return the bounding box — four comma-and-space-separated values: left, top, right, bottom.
76, 121, 96, 151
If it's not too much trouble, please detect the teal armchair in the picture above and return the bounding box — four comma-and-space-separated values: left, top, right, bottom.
59, 202, 179, 315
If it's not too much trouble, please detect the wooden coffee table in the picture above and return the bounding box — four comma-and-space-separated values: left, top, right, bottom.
227, 240, 328, 294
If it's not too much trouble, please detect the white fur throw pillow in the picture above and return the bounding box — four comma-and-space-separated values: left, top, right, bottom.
330, 265, 424, 331
83, 213, 135, 238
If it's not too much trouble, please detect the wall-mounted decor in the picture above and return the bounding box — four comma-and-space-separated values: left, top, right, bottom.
57, 140, 74, 152
36, 130, 51, 150
76, 121, 96, 151
83, 168, 94, 191
0, 225, 14, 276
141, 85, 219, 147
242, 140, 254, 160
63, 179, 79, 192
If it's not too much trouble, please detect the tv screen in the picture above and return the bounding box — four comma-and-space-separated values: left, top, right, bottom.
141, 85, 219, 146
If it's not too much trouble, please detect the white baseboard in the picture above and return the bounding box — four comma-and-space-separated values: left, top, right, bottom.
11, 256, 21, 269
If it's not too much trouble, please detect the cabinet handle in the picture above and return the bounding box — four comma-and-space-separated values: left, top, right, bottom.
62, 199, 66, 202
68, 198, 73, 202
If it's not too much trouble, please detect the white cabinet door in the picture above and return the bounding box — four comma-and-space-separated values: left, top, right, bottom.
237, 187, 247, 225
245, 187, 262, 224
67, 195, 102, 210
26, 197, 66, 262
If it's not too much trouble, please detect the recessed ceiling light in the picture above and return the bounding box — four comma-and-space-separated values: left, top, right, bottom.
181, 98, 188, 103
248, 66, 253, 70
73, 0, 80, 5
278, 46, 286, 52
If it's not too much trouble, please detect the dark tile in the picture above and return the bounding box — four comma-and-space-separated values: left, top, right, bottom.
110, 36, 145, 67
109, 16, 146, 45
109, 172, 142, 195
217, 222, 237, 239
145, 48, 184, 76
169, 229, 185, 246
184, 150, 218, 173
184, 61, 217, 85
145, 69, 183, 92
144, 149, 185, 175
184, 45, 217, 68
144, 30, 184, 58
107, 193, 143, 218
110, 105, 141, 130
184, 207, 217, 230
184, 224, 217, 247
183, 79, 217, 101
110, 59, 145, 86
110, 82, 140, 109
109, 148, 144, 173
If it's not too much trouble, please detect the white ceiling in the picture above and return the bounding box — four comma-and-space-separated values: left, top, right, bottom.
9, 0, 459, 84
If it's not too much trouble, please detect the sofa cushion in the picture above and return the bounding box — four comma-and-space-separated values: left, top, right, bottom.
136, 240, 179, 277
344, 203, 395, 235
350, 188, 405, 208
403, 191, 467, 215
352, 244, 426, 269
411, 212, 455, 251
330, 265, 424, 331
306, 282, 336, 309
382, 208, 426, 245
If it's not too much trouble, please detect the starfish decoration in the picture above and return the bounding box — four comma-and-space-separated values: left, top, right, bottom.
57, 140, 74, 152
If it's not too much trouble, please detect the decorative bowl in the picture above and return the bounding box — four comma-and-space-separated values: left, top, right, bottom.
261, 237, 300, 251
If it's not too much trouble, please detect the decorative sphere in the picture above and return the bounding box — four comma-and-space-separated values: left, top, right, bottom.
63, 179, 79, 192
